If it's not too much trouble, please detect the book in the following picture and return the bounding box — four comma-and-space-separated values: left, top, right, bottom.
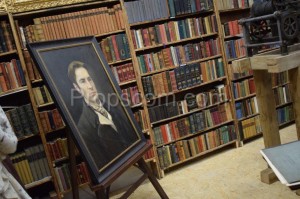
260, 141, 300, 186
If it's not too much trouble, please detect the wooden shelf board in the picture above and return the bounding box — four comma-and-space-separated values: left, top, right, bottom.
108, 58, 132, 65
148, 76, 227, 102
18, 133, 39, 142
231, 74, 253, 82
272, 82, 289, 89
234, 93, 256, 102
241, 131, 263, 142
237, 113, 260, 122
151, 100, 230, 126
135, 33, 217, 52
219, 7, 250, 13
140, 54, 223, 77
156, 120, 234, 147
163, 140, 237, 170
95, 29, 125, 38
37, 102, 55, 108
119, 79, 137, 86
276, 101, 293, 109
0, 86, 28, 98
0, 50, 17, 57
25, 176, 52, 189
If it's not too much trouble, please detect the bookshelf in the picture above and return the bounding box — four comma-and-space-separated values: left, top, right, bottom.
122, 0, 238, 176
218, 0, 295, 145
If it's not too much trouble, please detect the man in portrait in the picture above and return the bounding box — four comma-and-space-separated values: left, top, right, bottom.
67, 61, 137, 170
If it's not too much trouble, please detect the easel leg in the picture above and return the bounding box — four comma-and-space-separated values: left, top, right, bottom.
137, 159, 169, 199
95, 187, 110, 199
288, 67, 300, 140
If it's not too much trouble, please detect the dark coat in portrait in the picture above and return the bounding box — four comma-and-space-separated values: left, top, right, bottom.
77, 101, 137, 169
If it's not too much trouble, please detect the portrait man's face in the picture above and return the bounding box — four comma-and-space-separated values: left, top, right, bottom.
73, 67, 99, 104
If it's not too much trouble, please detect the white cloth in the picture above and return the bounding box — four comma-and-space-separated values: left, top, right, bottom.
0, 106, 31, 199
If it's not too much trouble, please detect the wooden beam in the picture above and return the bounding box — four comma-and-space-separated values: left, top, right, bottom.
288, 67, 300, 140
253, 70, 281, 148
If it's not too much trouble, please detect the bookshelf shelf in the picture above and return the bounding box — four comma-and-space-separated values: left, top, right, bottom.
37, 102, 55, 108
151, 100, 230, 126
131, 102, 143, 108
163, 140, 236, 170
0, 50, 17, 57
18, 133, 39, 142
25, 176, 52, 189
0, 86, 28, 98
147, 76, 227, 102
134, 33, 218, 53
242, 131, 263, 142
108, 58, 132, 65
95, 29, 125, 38
140, 54, 223, 77
224, 34, 243, 40
231, 74, 253, 82
272, 82, 289, 89
228, 56, 246, 63
219, 7, 250, 13
52, 156, 69, 165
234, 93, 256, 102
32, 79, 43, 84
119, 79, 137, 86
279, 119, 295, 128
45, 126, 66, 135
276, 101, 293, 109
156, 120, 235, 147
145, 157, 156, 163
237, 113, 260, 122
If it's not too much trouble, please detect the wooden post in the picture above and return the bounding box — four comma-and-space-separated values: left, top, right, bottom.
253, 70, 281, 148
288, 67, 300, 140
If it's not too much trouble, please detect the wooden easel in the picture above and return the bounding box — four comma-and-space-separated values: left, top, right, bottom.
232, 43, 300, 190
66, 131, 168, 199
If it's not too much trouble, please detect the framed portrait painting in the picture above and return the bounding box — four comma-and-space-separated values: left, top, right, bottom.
27, 36, 146, 184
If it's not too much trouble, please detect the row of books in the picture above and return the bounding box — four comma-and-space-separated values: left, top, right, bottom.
10, 144, 51, 185
121, 85, 141, 106
229, 62, 253, 80
23, 50, 42, 81
232, 78, 255, 99
143, 139, 155, 160
99, 33, 131, 63
148, 85, 229, 123
6, 104, 39, 139
235, 96, 258, 120
0, 59, 26, 93
273, 84, 292, 107
47, 137, 68, 161
238, 115, 262, 140
18, 4, 124, 47
153, 103, 232, 145
157, 124, 236, 168
168, 0, 214, 17
124, 0, 169, 24
54, 162, 89, 192
133, 110, 150, 131
137, 38, 221, 74
131, 14, 218, 49
0, 20, 16, 53
39, 109, 65, 133
271, 71, 288, 87
32, 85, 53, 106
222, 20, 242, 37
216, 0, 252, 10
224, 38, 246, 60
142, 58, 225, 99
111, 62, 135, 84
277, 105, 294, 125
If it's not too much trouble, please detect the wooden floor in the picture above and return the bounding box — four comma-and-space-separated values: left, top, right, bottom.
66, 124, 300, 199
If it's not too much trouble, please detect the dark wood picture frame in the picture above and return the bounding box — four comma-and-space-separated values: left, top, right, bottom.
27, 36, 147, 184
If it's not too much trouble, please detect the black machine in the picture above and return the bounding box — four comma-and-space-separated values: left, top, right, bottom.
239, 0, 300, 56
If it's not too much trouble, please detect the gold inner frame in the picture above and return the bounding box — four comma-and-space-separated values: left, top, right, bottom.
5, 0, 94, 13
